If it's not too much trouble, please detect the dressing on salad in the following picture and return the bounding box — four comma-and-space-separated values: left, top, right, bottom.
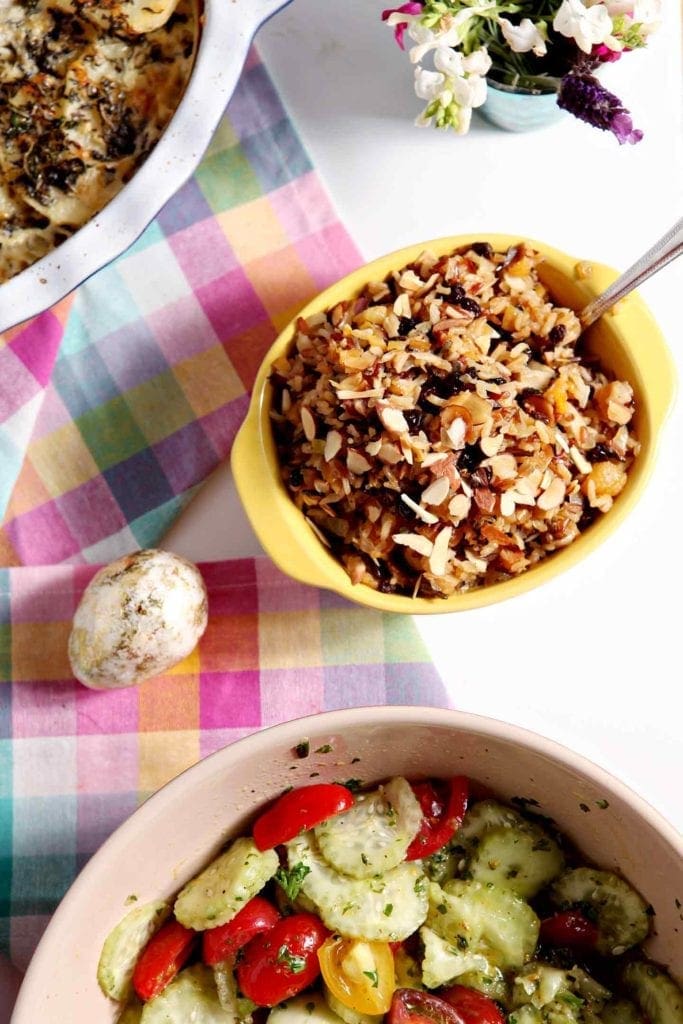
97, 775, 683, 1024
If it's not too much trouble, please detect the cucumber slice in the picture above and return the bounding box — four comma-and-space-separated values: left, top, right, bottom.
324, 986, 384, 1024
549, 869, 650, 955
420, 926, 492, 988
212, 961, 256, 1022
174, 837, 278, 931
431, 879, 539, 970
456, 967, 508, 1005
600, 999, 645, 1024
140, 964, 233, 1023
456, 801, 532, 849
269, 993, 345, 1024
286, 830, 428, 941
315, 777, 422, 879
97, 899, 170, 1002
513, 964, 610, 1014
622, 962, 683, 1024
468, 827, 564, 899
513, 964, 569, 1009
424, 845, 460, 885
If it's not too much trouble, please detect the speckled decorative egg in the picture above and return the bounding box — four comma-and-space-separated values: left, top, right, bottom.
68, 549, 208, 689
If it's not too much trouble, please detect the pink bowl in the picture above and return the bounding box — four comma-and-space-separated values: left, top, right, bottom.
11, 707, 683, 1021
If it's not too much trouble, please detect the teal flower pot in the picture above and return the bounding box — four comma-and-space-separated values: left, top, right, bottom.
480, 80, 565, 132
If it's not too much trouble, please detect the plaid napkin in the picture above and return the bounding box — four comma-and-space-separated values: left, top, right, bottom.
0, 49, 360, 565
0, 47, 451, 1005
0, 557, 450, 970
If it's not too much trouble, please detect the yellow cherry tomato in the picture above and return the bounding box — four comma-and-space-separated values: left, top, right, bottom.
318, 935, 395, 1015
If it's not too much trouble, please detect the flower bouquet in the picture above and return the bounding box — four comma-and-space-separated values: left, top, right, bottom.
382, 0, 661, 143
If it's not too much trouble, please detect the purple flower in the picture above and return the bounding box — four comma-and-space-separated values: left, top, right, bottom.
382, 2, 423, 50
558, 69, 643, 144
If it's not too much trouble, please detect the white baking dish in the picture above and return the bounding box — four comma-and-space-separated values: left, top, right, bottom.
0, 0, 291, 334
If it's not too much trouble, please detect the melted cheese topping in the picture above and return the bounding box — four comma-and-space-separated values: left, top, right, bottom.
0, 0, 197, 283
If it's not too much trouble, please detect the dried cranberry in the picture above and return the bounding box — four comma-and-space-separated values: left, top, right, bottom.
588, 443, 620, 462
288, 468, 303, 488
404, 409, 423, 432
450, 284, 466, 303
458, 443, 485, 473
459, 296, 482, 316
471, 241, 494, 259
398, 316, 420, 336
487, 320, 513, 341
549, 324, 567, 344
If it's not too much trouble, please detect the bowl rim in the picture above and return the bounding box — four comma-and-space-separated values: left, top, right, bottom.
232, 232, 677, 614
11, 705, 683, 1022
0, 0, 292, 334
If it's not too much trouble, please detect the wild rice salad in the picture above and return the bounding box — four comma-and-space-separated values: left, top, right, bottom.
269, 243, 639, 599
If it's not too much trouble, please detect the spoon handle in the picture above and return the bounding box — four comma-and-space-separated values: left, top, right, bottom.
579, 217, 683, 328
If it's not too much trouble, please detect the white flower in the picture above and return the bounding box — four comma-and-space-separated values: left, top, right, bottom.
408, 20, 463, 64
414, 66, 447, 101
553, 0, 613, 53
412, 45, 490, 134
499, 17, 548, 56
407, 2, 499, 63
462, 47, 493, 77
433, 47, 465, 77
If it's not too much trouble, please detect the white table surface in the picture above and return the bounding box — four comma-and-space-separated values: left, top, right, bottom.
165, 0, 683, 833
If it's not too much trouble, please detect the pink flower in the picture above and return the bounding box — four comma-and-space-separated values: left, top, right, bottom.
382, 2, 423, 50
593, 42, 623, 61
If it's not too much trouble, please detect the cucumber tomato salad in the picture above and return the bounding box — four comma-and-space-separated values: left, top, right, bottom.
97, 776, 683, 1024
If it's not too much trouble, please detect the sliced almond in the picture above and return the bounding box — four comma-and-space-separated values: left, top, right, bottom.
301, 406, 316, 441
400, 493, 439, 525
421, 476, 450, 506
448, 494, 471, 521
429, 526, 453, 576
537, 476, 566, 511
393, 533, 433, 557
377, 442, 403, 465
422, 452, 448, 468
365, 439, 382, 457
480, 434, 504, 457
445, 417, 467, 450
378, 404, 409, 434
486, 453, 517, 481
499, 492, 516, 517
346, 450, 372, 475
324, 430, 342, 462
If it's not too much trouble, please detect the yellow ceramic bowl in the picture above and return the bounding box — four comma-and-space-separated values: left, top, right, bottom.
232, 234, 676, 614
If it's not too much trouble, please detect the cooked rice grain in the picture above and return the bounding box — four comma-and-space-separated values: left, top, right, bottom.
269, 243, 639, 598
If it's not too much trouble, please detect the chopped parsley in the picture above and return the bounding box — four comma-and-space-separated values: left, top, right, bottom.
275, 862, 311, 901
295, 740, 310, 759
363, 970, 379, 988
315, 744, 333, 754
276, 945, 307, 973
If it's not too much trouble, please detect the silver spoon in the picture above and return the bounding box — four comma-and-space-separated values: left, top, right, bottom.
578, 217, 683, 328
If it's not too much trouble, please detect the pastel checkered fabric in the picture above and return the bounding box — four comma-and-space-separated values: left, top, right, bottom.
0, 49, 360, 566
0, 557, 450, 969
0, 47, 450, 998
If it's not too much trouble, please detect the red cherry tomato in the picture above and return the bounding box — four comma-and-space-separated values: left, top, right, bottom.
252, 784, 355, 851
405, 777, 469, 861
132, 919, 196, 1001
236, 912, 330, 1006
539, 910, 599, 951
202, 895, 280, 966
441, 985, 506, 1024
388, 988, 467, 1024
